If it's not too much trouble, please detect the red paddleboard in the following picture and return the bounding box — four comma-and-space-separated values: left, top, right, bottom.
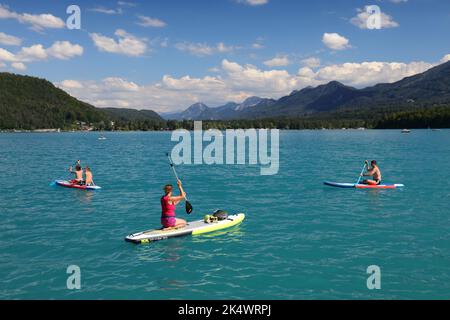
324, 181, 404, 189
55, 180, 101, 190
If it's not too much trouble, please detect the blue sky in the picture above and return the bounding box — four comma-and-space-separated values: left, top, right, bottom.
1, 0, 450, 112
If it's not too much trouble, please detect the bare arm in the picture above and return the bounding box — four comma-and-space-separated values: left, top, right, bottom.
361, 160, 372, 176
169, 180, 186, 204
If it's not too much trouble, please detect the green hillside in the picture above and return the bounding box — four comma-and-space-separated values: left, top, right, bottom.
103, 107, 163, 122
0, 73, 165, 131
0, 73, 107, 130
1, 71, 449, 131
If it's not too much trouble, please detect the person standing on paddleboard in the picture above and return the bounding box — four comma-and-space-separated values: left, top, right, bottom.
161, 180, 187, 230
362, 160, 382, 185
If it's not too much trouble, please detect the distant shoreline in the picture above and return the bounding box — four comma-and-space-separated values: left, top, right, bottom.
1, 128, 447, 133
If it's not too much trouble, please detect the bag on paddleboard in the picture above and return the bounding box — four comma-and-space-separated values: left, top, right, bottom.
204, 210, 229, 224
212, 210, 228, 221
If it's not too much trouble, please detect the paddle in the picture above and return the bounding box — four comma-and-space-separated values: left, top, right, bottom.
356, 162, 367, 185
166, 153, 193, 214
50, 164, 76, 186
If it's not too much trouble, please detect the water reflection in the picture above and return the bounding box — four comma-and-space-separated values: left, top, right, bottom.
74, 189, 96, 208
132, 225, 245, 264
134, 239, 183, 263
191, 226, 246, 244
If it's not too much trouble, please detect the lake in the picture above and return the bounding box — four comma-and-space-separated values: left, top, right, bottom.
0, 130, 449, 299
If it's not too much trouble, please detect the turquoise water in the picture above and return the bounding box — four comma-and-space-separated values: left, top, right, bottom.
0, 130, 449, 300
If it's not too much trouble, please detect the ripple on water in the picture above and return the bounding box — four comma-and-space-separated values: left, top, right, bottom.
1, 131, 450, 299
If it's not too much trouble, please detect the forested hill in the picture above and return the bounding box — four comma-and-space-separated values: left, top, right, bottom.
103, 108, 163, 122
0, 73, 163, 130
0, 72, 107, 129
1, 71, 449, 131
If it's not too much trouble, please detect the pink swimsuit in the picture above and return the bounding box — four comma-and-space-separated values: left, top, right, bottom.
161, 195, 176, 228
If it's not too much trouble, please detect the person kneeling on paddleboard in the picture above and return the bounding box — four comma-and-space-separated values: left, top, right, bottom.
161, 180, 187, 230
362, 160, 382, 185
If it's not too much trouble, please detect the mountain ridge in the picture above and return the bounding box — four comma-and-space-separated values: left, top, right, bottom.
163, 60, 450, 120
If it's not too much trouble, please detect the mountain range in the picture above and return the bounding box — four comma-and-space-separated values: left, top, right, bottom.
1, 60, 450, 130
162, 60, 450, 121
163, 96, 275, 120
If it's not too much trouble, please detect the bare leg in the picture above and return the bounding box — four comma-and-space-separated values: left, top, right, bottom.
162, 218, 186, 231
365, 179, 378, 185
175, 218, 187, 228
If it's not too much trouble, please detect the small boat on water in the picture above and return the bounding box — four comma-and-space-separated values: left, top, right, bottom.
98, 135, 107, 140
401, 129, 411, 134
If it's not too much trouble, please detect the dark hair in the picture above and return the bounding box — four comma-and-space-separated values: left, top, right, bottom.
371, 160, 377, 165
75, 165, 82, 171
164, 184, 173, 194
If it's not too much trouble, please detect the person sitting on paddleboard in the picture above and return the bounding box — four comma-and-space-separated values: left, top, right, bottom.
69, 164, 84, 185
161, 180, 187, 230
85, 167, 94, 186
362, 160, 382, 185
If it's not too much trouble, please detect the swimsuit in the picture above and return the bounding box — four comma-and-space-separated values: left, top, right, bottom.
161, 195, 176, 228
367, 179, 381, 185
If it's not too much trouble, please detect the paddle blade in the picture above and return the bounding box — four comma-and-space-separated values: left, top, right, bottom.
186, 201, 193, 215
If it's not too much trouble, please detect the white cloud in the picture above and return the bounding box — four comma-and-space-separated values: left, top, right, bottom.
217, 42, 234, 53
0, 41, 83, 70
90, 7, 123, 15
208, 67, 221, 73
11, 62, 26, 70
162, 75, 226, 92
118, 1, 137, 7
56, 58, 443, 113
441, 54, 450, 63
351, 6, 399, 29
311, 61, 433, 88
0, 61, 6, 68
251, 37, 265, 49
175, 42, 234, 56
102, 77, 140, 91
0, 48, 17, 62
263, 55, 290, 67
252, 43, 264, 49
0, 32, 22, 46
90, 1, 137, 15
17, 44, 48, 61
0, 4, 65, 31
322, 33, 351, 51
159, 38, 169, 48
60, 80, 84, 89
237, 0, 269, 6
90, 29, 147, 56
222, 59, 299, 94
47, 41, 84, 60
137, 15, 167, 28
301, 57, 321, 68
